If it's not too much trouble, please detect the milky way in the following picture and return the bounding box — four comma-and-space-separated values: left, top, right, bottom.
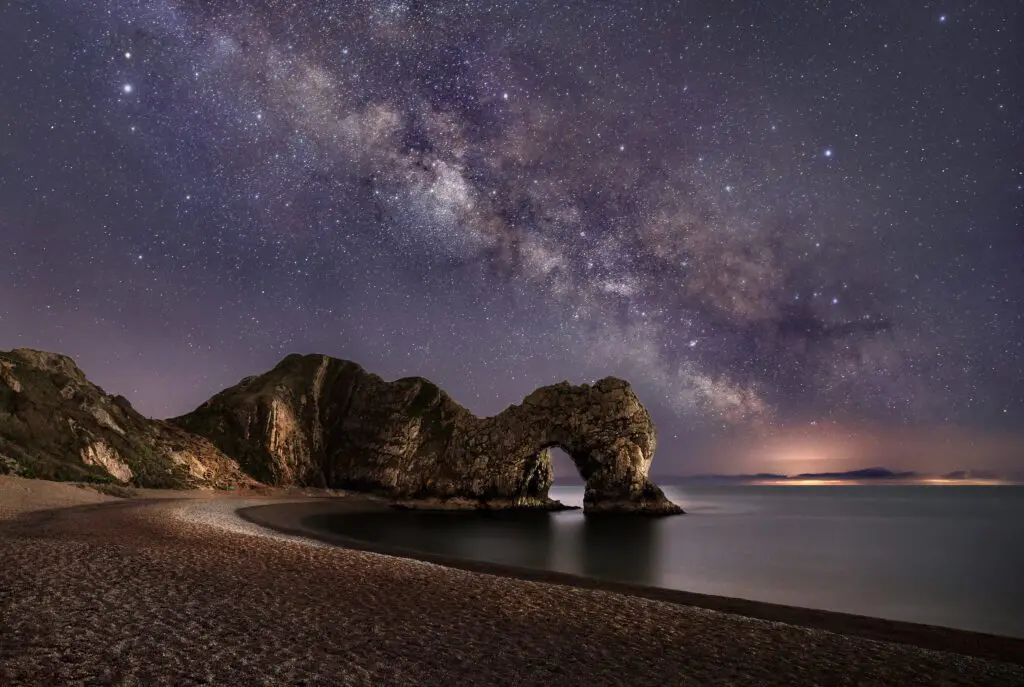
1, 1, 1021, 471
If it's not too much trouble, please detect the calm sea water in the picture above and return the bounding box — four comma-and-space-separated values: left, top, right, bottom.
307, 486, 1024, 638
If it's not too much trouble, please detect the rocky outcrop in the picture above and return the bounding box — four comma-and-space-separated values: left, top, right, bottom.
0, 348, 681, 513
0, 349, 255, 489
174, 354, 682, 514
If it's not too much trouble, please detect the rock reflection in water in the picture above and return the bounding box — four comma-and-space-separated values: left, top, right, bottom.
579, 515, 659, 585
304, 509, 660, 585
306, 510, 557, 571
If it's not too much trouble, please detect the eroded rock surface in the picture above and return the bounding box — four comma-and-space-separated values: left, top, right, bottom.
174, 354, 682, 514
0, 349, 254, 489
0, 348, 680, 512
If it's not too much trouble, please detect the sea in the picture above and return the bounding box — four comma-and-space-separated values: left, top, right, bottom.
308, 485, 1024, 638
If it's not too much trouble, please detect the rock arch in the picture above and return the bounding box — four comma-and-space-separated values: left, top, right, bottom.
462, 379, 682, 514
175, 354, 683, 514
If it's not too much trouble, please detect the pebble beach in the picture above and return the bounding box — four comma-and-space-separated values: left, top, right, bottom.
2, 476, 1022, 686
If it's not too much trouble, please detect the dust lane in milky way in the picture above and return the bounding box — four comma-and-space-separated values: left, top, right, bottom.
0, 1, 1021, 472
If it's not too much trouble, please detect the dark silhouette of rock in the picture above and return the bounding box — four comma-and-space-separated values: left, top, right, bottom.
0, 348, 253, 488
793, 467, 918, 480
174, 353, 682, 514
941, 469, 1001, 481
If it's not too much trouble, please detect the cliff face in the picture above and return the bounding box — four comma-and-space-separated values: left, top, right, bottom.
0, 349, 254, 489
174, 354, 682, 514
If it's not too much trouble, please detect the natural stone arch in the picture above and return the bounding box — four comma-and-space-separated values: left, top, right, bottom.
468, 379, 681, 514
516, 440, 678, 514
176, 354, 683, 514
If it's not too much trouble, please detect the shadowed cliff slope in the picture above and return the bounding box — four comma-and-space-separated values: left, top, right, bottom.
173, 354, 682, 514
0, 349, 253, 488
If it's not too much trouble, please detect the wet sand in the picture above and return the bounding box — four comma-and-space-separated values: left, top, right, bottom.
2, 476, 1023, 686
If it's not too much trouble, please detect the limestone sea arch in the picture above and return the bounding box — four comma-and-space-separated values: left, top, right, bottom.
174, 353, 683, 514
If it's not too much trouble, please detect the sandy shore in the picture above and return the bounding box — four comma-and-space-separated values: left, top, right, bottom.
2, 476, 1023, 686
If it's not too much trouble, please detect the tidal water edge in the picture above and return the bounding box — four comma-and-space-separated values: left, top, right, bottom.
305, 485, 1024, 638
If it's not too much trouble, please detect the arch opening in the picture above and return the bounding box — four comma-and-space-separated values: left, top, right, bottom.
548, 446, 583, 485
517, 442, 595, 507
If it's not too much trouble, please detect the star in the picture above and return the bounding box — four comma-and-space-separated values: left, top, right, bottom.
1, 0, 1019, 477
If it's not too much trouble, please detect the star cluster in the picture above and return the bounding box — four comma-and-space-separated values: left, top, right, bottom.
1, 1, 1021, 471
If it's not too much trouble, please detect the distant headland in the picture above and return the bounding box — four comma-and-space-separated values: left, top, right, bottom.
656, 467, 1022, 486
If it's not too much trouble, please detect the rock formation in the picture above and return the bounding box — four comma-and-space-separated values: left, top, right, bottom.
0, 348, 682, 514
174, 354, 683, 514
0, 349, 254, 489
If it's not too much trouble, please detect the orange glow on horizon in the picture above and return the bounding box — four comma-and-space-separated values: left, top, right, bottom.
753, 478, 1015, 486
918, 478, 1009, 486
690, 424, 1024, 477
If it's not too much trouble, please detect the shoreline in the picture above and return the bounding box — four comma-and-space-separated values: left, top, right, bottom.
4, 476, 1024, 685
239, 498, 1024, 666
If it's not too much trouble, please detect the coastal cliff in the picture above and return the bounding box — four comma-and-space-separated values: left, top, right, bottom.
0, 349, 253, 488
173, 354, 682, 514
0, 348, 681, 513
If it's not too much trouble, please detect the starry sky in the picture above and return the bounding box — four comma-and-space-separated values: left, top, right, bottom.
1, 1, 1021, 475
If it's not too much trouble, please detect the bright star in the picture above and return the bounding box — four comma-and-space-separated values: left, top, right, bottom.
824, 148, 833, 158
124, 52, 132, 59
939, 14, 947, 22
122, 84, 133, 94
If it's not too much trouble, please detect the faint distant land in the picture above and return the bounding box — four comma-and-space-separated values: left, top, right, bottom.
941, 469, 1003, 481
792, 467, 919, 481
0, 348, 682, 514
660, 467, 1021, 485
662, 473, 788, 485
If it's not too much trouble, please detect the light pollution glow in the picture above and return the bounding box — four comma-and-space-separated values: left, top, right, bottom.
679, 424, 1024, 476
758, 478, 1015, 487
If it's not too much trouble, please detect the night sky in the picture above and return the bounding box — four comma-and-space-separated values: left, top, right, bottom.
1, 1, 1021, 475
